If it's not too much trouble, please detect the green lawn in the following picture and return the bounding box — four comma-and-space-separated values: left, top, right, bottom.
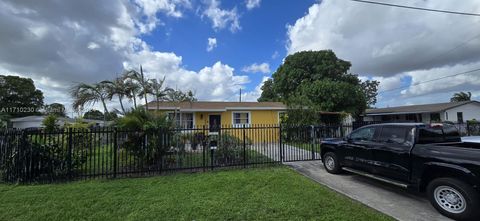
287, 142, 322, 153
0, 167, 391, 221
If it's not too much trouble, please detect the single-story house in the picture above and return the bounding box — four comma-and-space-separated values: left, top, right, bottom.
10, 115, 108, 129
147, 101, 287, 130
364, 101, 480, 123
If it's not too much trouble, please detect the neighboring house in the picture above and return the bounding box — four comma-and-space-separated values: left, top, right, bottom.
147, 101, 287, 131
364, 101, 480, 123
10, 115, 108, 129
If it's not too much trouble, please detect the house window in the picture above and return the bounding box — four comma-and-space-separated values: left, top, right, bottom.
430, 113, 441, 123
168, 112, 194, 128
232, 112, 250, 127
457, 112, 464, 123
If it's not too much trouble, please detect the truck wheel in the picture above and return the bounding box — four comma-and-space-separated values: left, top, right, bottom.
427, 178, 480, 221
322, 152, 342, 174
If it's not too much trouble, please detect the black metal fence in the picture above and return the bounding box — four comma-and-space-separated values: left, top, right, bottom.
1, 122, 479, 184
0, 124, 353, 184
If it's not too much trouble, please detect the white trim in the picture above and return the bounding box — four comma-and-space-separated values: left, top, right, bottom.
231, 111, 251, 127
167, 111, 195, 128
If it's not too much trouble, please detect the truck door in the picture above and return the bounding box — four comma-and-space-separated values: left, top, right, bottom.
343, 126, 380, 172
371, 126, 414, 182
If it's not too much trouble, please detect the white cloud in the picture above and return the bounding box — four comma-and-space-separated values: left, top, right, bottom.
133, 0, 191, 33
246, 0, 261, 10
87, 42, 100, 50
0, 0, 251, 115
242, 62, 271, 74
240, 76, 270, 101
207, 37, 217, 52
125, 52, 250, 100
287, 0, 480, 107
202, 0, 241, 32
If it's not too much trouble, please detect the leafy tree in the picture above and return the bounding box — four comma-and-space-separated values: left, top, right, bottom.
257, 79, 278, 102
44, 103, 66, 117
451, 91, 472, 102
83, 109, 117, 121
83, 109, 104, 120
42, 114, 58, 132
70, 81, 111, 121
258, 50, 378, 122
0, 75, 44, 118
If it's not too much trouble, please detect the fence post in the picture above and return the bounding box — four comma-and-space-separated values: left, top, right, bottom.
67, 127, 73, 180
311, 125, 315, 160
279, 124, 283, 162
113, 128, 118, 178
243, 124, 247, 168
202, 125, 206, 172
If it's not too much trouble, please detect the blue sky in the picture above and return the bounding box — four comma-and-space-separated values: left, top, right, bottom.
1, 0, 480, 115
142, 0, 316, 95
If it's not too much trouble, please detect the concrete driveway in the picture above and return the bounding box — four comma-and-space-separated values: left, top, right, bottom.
286, 161, 453, 221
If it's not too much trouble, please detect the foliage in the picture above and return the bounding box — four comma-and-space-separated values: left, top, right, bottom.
212, 133, 252, 165
70, 81, 111, 117
450, 91, 472, 102
42, 114, 58, 132
104, 77, 129, 114
258, 50, 378, 120
43, 103, 66, 117
0, 75, 44, 118
0, 113, 9, 128
115, 109, 173, 163
1, 128, 88, 183
83, 109, 116, 121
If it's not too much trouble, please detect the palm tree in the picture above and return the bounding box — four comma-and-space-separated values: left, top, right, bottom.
70, 81, 111, 122
104, 77, 128, 114
125, 66, 151, 110
149, 76, 173, 111
451, 91, 472, 102
124, 76, 141, 109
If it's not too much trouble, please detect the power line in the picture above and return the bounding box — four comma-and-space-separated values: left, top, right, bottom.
378, 68, 480, 94
350, 0, 480, 17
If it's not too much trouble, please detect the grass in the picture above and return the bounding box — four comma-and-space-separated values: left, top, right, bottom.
287, 142, 322, 153
0, 167, 392, 221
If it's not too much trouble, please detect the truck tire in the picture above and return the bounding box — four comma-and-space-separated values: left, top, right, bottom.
322, 152, 342, 174
427, 177, 480, 221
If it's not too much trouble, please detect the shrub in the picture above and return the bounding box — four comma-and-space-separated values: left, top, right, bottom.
212, 133, 251, 165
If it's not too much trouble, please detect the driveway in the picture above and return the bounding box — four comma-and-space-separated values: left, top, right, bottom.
286, 161, 452, 221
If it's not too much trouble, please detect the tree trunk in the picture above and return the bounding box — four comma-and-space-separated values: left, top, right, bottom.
132, 92, 137, 109
119, 95, 126, 114
144, 94, 148, 111
101, 98, 109, 124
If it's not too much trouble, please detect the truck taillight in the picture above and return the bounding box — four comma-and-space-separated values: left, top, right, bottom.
430, 123, 443, 128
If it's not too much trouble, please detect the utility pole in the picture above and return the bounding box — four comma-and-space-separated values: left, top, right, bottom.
239, 88, 242, 102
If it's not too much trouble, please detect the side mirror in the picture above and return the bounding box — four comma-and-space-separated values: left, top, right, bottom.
344, 135, 352, 143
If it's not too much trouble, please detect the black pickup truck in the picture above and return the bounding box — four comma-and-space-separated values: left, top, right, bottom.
321, 123, 480, 221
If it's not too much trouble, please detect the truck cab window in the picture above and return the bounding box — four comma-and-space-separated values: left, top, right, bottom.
378, 126, 411, 145
350, 127, 376, 141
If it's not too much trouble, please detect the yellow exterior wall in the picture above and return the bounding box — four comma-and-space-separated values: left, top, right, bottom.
151, 110, 283, 142
193, 110, 282, 126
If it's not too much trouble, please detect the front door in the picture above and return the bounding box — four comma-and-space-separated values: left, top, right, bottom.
209, 115, 221, 133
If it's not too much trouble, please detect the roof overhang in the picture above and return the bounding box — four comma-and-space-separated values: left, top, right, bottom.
366, 111, 436, 116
